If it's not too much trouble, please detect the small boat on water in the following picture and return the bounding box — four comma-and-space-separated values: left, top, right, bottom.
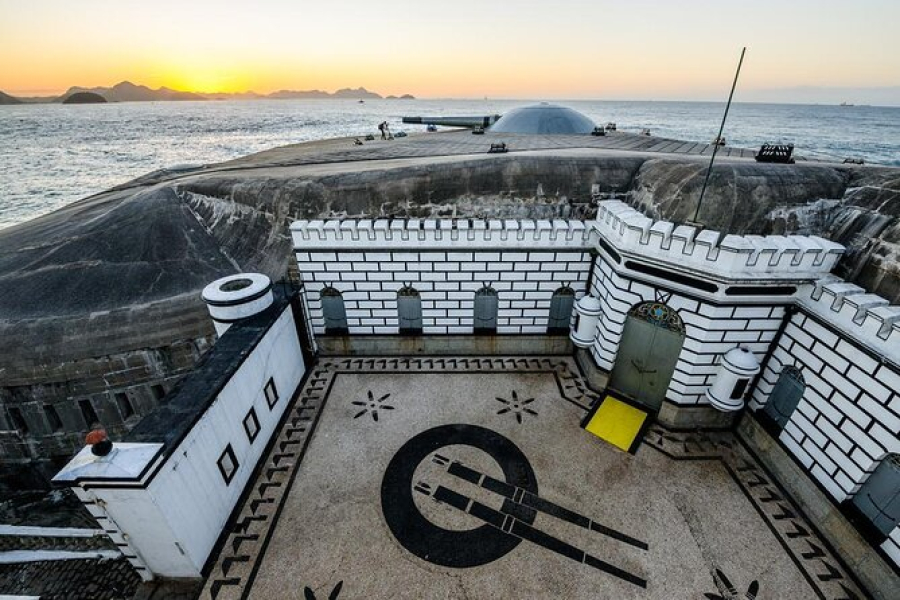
712, 136, 726, 146
840, 101, 854, 107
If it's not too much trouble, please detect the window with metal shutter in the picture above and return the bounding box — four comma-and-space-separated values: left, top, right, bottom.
763, 365, 804, 431
547, 286, 575, 333
474, 284, 498, 334
851, 454, 900, 542
397, 285, 422, 334
321, 286, 348, 335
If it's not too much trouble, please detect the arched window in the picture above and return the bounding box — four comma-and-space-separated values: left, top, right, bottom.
474, 284, 499, 334
850, 454, 900, 544
547, 285, 575, 334
762, 365, 805, 432
397, 284, 422, 335
321, 286, 348, 335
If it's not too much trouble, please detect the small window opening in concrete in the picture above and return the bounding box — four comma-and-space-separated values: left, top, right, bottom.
7, 407, 29, 434
78, 399, 99, 428
115, 392, 134, 420
151, 384, 166, 402
43, 404, 63, 431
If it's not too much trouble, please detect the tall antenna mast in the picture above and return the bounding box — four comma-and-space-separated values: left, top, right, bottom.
691, 47, 746, 224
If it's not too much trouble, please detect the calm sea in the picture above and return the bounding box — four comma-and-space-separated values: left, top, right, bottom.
1, 99, 898, 230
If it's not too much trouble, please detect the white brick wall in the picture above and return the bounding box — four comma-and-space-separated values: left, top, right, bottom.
588, 253, 787, 406
296, 249, 591, 335
750, 309, 900, 512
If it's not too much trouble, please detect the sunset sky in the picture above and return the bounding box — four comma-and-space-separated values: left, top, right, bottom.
1, 0, 898, 103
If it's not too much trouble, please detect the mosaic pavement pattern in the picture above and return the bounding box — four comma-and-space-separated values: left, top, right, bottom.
199, 356, 868, 600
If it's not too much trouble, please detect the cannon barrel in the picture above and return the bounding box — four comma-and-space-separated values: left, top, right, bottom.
402, 115, 501, 129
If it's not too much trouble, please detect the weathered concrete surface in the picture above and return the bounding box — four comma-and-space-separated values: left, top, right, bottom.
1, 131, 898, 476
629, 158, 850, 231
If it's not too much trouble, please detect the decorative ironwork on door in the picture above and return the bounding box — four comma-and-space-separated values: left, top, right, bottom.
628, 301, 685, 334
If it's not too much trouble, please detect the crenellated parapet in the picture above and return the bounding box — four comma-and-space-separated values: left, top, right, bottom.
594, 201, 844, 281
290, 218, 592, 249
799, 277, 900, 365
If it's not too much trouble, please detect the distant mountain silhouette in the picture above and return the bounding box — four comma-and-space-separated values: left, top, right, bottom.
1, 82, 415, 104
332, 87, 382, 99
267, 89, 333, 99
267, 87, 390, 99
0, 90, 23, 105
60, 81, 205, 102
62, 92, 107, 104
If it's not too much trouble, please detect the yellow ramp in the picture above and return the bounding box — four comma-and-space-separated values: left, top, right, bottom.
584, 395, 649, 453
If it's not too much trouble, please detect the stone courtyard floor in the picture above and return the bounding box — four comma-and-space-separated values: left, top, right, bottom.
200, 356, 868, 600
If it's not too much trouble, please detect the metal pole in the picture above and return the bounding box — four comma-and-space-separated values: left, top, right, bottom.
692, 47, 746, 224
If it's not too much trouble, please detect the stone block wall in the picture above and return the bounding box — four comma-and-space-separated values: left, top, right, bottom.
0, 296, 216, 483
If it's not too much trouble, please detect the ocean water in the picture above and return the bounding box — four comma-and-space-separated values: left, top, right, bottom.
1, 99, 898, 230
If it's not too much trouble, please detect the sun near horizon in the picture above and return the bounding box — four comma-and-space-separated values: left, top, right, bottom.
1, 0, 899, 103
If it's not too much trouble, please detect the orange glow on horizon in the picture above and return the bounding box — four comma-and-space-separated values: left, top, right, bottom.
1, 0, 898, 103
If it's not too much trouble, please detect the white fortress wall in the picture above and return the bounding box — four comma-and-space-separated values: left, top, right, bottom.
589, 201, 842, 407
146, 306, 306, 573
588, 253, 788, 406
748, 279, 900, 565
594, 201, 844, 280
291, 218, 593, 335
54, 303, 307, 579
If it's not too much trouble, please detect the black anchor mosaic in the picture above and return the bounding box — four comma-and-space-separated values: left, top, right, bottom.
199, 356, 871, 600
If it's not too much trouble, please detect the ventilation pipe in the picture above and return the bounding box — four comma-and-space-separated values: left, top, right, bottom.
201, 273, 274, 336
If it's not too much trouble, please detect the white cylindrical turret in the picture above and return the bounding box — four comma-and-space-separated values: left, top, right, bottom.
570, 295, 602, 348
201, 273, 274, 336
706, 346, 761, 412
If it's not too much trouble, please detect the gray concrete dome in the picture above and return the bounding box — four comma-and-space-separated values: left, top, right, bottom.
489, 102, 596, 134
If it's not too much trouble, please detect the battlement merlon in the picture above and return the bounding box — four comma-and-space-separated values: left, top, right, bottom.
799, 279, 900, 365
290, 218, 594, 249
593, 201, 845, 281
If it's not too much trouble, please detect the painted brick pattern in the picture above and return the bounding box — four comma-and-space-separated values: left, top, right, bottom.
589, 254, 786, 406
750, 310, 900, 509
295, 249, 591, 335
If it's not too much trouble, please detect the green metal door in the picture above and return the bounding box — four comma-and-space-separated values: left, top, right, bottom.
609, 302, 685, 411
